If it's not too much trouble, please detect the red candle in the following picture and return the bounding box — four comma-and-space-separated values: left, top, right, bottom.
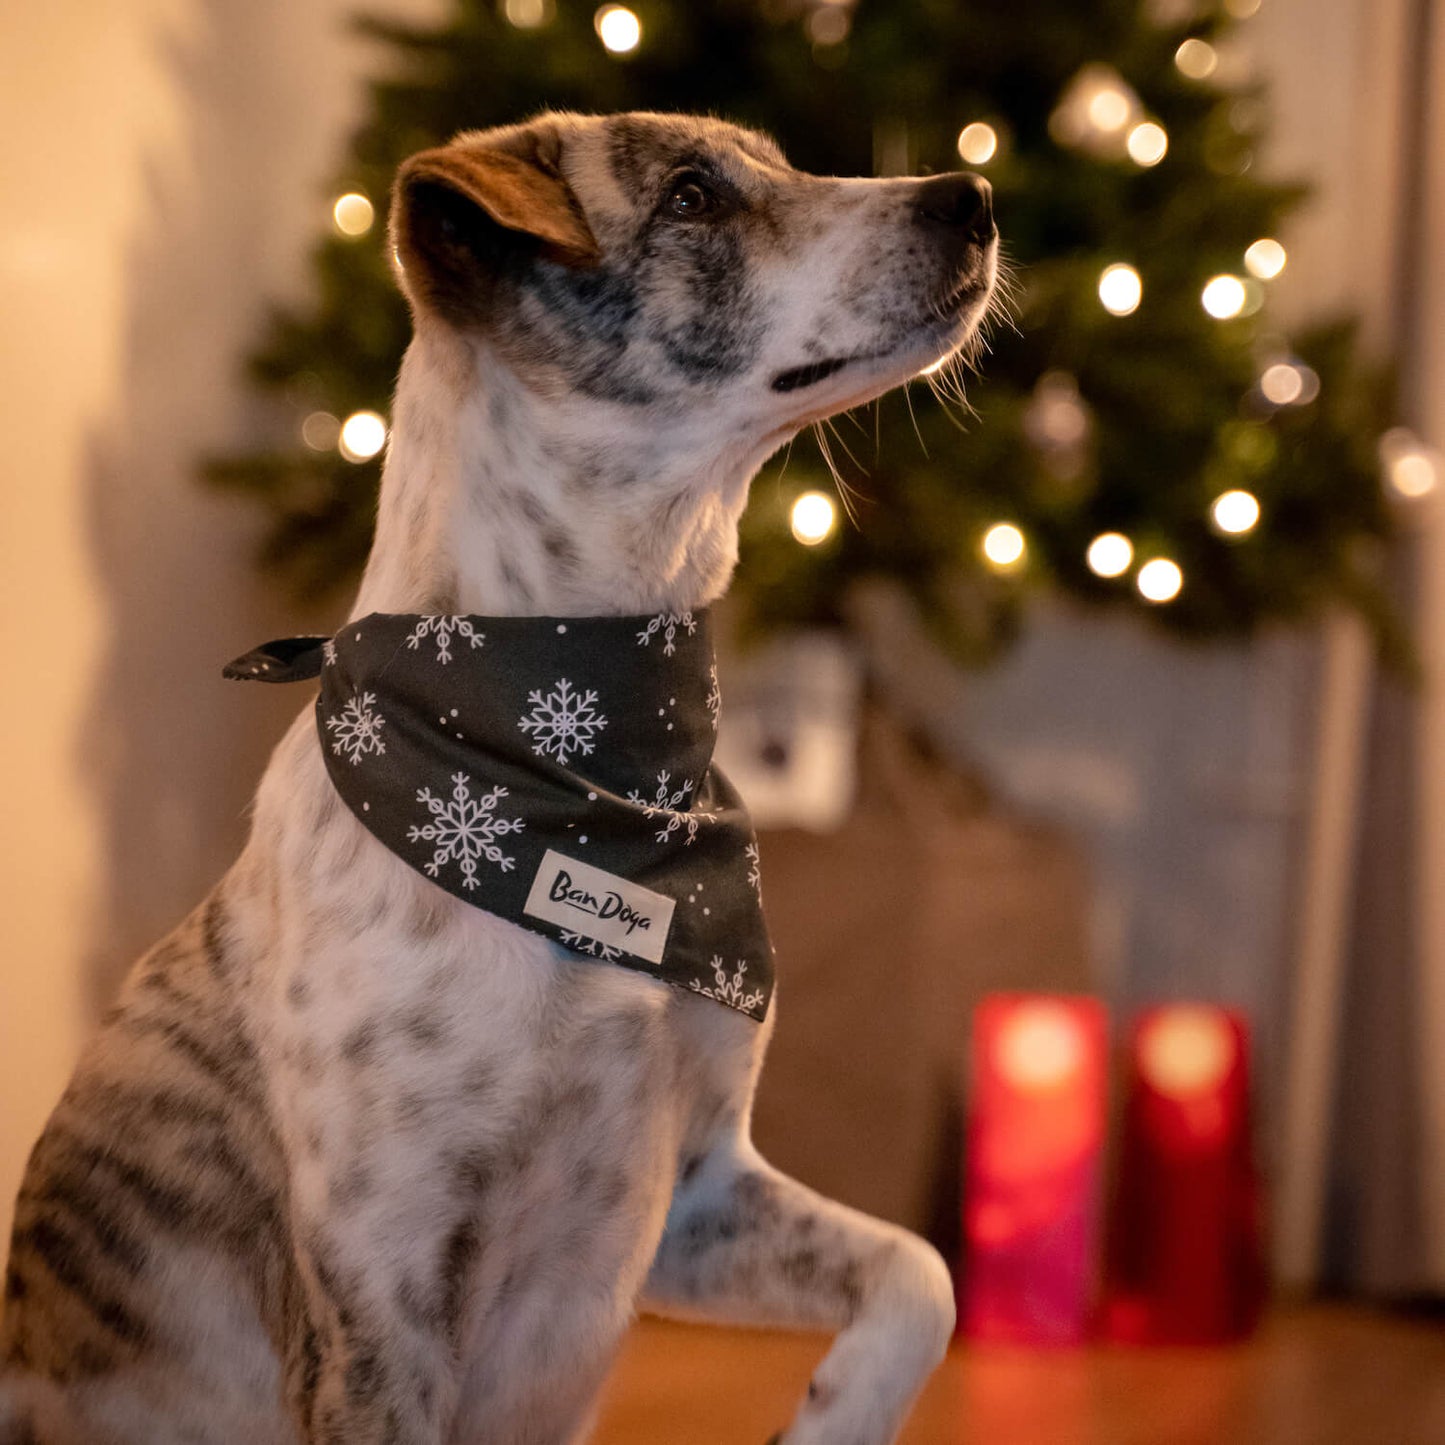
1103, 1005, 1265, 1344
962, 994, 1109, 1345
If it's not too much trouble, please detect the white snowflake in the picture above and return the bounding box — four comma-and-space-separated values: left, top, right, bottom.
407, 772, 524, 887
405, 616, 485, 664
324, 691, 386, 766
322, 638, 337, 667
635, 611, 697, 656
557, 930, 624, 963
745, 842, 763, 899
517, 679, 608, 766
689, 956, 766, 1014
627, 770, 716, 845
705, 663, 722, 729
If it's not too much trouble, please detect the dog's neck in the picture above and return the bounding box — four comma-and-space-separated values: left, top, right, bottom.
352, 330, 773, 622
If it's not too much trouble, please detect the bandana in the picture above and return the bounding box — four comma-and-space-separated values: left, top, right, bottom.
225, 610, 773, 1021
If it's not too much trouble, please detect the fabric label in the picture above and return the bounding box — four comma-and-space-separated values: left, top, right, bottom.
524, 849, 676, 964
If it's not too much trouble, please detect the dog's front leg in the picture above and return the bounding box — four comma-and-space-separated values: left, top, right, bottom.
639, 1145, 954, 1445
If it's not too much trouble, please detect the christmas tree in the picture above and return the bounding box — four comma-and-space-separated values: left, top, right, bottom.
207, 0, 1412, 668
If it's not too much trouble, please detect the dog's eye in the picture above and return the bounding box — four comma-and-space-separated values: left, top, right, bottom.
665, 177, 717, 220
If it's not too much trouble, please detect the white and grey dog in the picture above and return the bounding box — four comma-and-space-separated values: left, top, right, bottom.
1, 112, 997, 1445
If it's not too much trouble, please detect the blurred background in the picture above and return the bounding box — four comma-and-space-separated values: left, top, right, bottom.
2, 0, 1444, 1436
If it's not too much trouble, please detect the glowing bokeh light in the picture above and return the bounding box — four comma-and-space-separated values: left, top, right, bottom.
807, 5, 850, 45
594, 5, 641, 53
1211, 489, 1261, 535
982, 523, 1027, 569
1137, 557, 1183, 603
1261, 362, 1304, 406
339, 410, 388, 462
1175, 38, 1219, 80
504, 0, 554, 26
1139, 1007, 1238, 1099
1098, 263, 1143, 316
1087, 532, 1134, 578
1379, 430, 1440, 500
790, 490, 837, 545
995, 1001, 1088, 1092
301, 411, 340, 451
332, 193, 374, 237
1088, 84, 1132, 133
957, 122, 999, 165
1201, 274, 1247, 319
1244, 237, 1287, 279
1126, 121, 1169, 166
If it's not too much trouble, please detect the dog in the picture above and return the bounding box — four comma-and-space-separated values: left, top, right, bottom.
0, 111, 997, 1444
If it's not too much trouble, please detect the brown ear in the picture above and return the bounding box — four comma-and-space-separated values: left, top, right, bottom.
391, 136, 600, 321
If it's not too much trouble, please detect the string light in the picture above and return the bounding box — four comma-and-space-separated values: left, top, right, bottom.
1137, 557, 1183, 603
1175, 38, 1219, 80
1238, 278, 1266, 317
1201, 274, 1247, 319
790, 491, 837, 544
332, 194, 374, 237
982, 523, 1026, 569
503, 0, 554, 26
1260, 359, 1319, 407
1087, 532, 1133, 577
957, 122, 999, 165
1126, 121, 1169, 167
339, 410, 388, 462
1098, 263, 1143, 316
1379, 428, 1440, 500
1049, 65, 1141, 155
1260, 362, 1302, 405
1225, 0, 1263, 17
1211, 489, 1261, 535
1244, 238, 1286, 279
1026, 372, 1089, 447
594, 5, 641, 53
807, 6, 850, 45
301, 411, 340, 451
1088, 85, 1132, 133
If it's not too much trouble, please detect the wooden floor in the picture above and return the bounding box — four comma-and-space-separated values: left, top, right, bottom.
591, 1307, 1445, 1444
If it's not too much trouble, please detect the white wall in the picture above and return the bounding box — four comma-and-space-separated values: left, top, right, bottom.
0, 0, 443, 1249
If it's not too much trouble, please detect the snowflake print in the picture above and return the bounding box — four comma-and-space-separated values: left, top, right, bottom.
557, 930, 624, 963
689, 957, 766, 1015
745, 842, 763, 899
635, 611, 697, 656
407, 772, 524, 888
517, 679, 608, 766
405, 616, 485, 664
322, 638, 337, 667
627, 771, 716, 845
324, 691, 386, 766
706, 663, 722, 729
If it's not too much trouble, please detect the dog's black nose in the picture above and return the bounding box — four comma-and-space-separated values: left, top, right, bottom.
914, 172, 994, 246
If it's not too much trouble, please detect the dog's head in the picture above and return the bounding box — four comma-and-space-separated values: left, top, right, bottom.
391, 111, 997, 441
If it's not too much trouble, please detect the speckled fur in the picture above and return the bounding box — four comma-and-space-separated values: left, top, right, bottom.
1, 113, 996, 1445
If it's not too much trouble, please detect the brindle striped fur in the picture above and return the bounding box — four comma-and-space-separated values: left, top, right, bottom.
1, 113, 997, 1444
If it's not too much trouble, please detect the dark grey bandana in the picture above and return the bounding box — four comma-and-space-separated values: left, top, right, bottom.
225, 609, 773, 1021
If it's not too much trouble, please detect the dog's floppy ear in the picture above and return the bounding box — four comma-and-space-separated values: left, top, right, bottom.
391, 129, 601, 322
